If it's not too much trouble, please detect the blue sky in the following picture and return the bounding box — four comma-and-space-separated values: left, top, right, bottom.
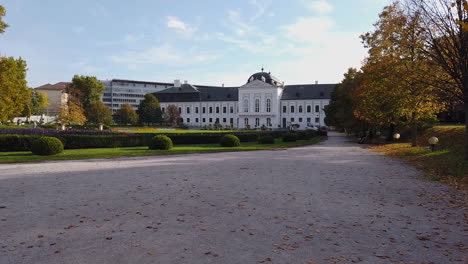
0, 0, 391, 87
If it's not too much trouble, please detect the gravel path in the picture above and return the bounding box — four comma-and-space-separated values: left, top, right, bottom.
0, 133, 466, 264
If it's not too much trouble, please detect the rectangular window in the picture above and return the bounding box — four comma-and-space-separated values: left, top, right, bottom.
291, 106, 295, 113
223, 106, 227, 113
209, 107, 213, 114
195, 118, 199, 123
216, 107, 220, 114
244, 118, 249, 125
315, 117, 320, 123
178, 107, 182, 114
230, 118, 234, 124
255, 118, 260, 127
299, 118, 303, 122
202, 118, 206, 123
215, 118, 219, 123
230, 106, 234, 113
186, 107, 190, 114
283, 106, 287, 113
195, 107, 199, 114
307, 105, 311, 113
267, 118, 272, 126
162, 108, 165, 113
307, 117, 311, 122
223, 118, 226, 123
315, 105, 320, 113
209, 118, 213, 123
291, 118, 295, 122
299, 106, 303, 113
187, 118, 190, 123
202, 107, 206, 114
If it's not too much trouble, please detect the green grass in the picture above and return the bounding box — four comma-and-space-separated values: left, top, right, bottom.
372, 125, 467, 189
0, 137, 326, 163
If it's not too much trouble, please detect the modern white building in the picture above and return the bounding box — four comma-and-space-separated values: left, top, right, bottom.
101, 79, 174, 113
155, 71, 335, 130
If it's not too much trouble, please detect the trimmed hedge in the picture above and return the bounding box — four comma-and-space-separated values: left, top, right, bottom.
0, 130, 323, 151
149, 135, 173, 150
31, 137, 64, 156
220, 135, 241, 147
258, 135, 275, 144
282, 132, 298, 142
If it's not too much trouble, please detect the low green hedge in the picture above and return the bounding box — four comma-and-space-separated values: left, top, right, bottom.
0, 130, 323, 151
282, 132, 298, 142
31, 137, 64, 156
258, 135, 275, 144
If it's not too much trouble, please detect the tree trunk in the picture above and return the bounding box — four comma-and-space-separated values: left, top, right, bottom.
464, 94, 468, 160
411, 122, 417, 147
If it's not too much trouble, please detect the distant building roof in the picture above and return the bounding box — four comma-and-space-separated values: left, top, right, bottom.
155, 84, 239, 102
281, 84, 335, 100
111, 79, 173, 86
35, 82, 70, 91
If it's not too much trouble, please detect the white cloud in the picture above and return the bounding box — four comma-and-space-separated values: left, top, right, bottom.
305, 0, 334, 14
109, 44, 218, 69
167, 16, 197, 37
282, 17, 335, 43
72, 60, 102, 74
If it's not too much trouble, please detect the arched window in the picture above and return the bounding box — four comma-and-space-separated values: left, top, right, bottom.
255, 99, 260, 112
266, 99, 271, 112
244, 99, 249, 112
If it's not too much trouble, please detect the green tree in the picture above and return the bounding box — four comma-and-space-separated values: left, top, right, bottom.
114, 104, 139, 125
86, 101, 113, 128
66, 75, 105, 109
163, 104, 181, 125
27, 89, 49, 115
0, 5, 9, 34
137, 94, 163, 125
324, 68, 368, 134
0, 57, 30, 122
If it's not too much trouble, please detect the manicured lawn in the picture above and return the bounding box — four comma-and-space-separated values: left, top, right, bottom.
372, 143, 468, 189
0, 137, 325, 163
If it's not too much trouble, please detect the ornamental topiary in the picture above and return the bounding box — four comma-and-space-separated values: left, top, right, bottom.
31, 137, 64, 156
258, 135, 275, 144
220, 134, 240, 147
149, 135, 173, 150
282, 132, 298, 142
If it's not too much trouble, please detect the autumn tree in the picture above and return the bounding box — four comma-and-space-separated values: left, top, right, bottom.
66, 75, 105, 108
114, 104, 138, 125
164, 104, 181, 125
0, 5, 8, 34
137, 94, 163, 125
58, 101, 87, 128
21, 89, 49, 120
356, 2, 444, 146
0, 57, 30, 122
405, 0, 468, 158
86, 101, 113, 129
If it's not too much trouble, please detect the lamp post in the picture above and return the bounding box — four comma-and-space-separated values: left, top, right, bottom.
393, 133, 400, 140
428, 137, 439, 152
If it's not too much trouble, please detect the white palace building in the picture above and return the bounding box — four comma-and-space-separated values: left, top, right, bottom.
152, 71, 335, 130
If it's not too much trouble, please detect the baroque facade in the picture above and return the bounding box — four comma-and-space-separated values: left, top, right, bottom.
155, 72, 335, 130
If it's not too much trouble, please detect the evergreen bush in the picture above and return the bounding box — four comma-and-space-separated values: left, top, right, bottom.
258, 135, 275, 144
149, 135, 173, 150
282, 132, 298, 142
31, 137, 64, 156
220, 134, 240, 147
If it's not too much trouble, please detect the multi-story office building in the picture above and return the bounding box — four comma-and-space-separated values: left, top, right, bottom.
101, 79, 174, 113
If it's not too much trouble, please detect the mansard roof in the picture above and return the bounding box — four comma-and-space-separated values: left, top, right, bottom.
281, 84, 335, 100
155, 84, 239, 102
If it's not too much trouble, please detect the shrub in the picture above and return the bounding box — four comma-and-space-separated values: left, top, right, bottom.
0, 135, 39, 151
258, 135, 275, 144
220, 134, 240, 147
31, 137, 64, 156
149, 135, 173, 150
282, 132, 297, 142
296, 131, 312, 140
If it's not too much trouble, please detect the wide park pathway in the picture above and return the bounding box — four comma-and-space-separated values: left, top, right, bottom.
0, 133, 466, 264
